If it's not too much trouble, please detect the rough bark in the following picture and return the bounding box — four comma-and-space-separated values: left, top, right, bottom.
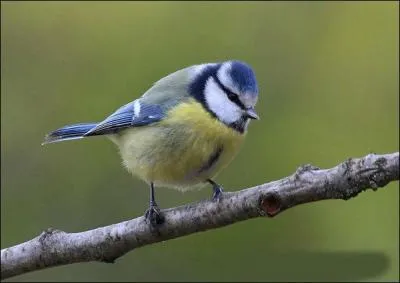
1, 152, 399, 280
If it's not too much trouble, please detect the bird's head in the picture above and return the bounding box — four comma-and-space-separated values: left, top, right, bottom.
189, 60, 259, 133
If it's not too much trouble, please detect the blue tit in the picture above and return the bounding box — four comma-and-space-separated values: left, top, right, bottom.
43, 60, 259, 225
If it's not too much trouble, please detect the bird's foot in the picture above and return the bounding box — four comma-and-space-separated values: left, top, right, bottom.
207, 179, 224, 202
144, 202, 165, 226
212, 185, 224, 202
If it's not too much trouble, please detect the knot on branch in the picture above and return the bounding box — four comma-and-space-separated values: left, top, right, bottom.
368, 156, 394, 189
341, 158, 355, 176
258, 194, 281, 217
339, 154, 398, 200
38, 227, 66, 255
294, 164, 320, 179
39, 228, 63, 244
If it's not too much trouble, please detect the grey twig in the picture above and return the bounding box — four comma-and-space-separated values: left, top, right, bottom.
1, 152, 399, 280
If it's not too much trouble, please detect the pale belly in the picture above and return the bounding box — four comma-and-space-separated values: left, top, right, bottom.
111, 123, 244, 191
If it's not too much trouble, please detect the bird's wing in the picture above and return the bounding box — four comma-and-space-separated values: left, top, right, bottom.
141, 66, 192, 104
84, 100, 165, 136
84, 67, 194, 137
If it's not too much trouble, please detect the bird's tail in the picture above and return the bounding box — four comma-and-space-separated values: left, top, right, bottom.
42, 123, 98, 145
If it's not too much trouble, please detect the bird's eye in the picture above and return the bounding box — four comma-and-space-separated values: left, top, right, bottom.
227, 92, 236, 100
212, 73, 246, 109
226, 91, 245, 108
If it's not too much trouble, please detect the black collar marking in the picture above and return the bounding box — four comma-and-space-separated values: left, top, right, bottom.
229, 118, 248, 134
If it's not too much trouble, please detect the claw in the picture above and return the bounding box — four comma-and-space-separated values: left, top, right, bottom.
144, 182, 164, 226
144, 203, 164, 226
208, 179, 224, 202
212, 186, 224, 202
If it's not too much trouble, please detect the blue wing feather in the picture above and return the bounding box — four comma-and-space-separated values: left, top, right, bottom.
84, 100, 164, 136
43, 123, 98, 144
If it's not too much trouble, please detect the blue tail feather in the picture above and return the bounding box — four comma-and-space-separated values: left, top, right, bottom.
42, 123, 98, 145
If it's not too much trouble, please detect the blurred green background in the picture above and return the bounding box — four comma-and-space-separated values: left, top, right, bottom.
1, 1, 399, 282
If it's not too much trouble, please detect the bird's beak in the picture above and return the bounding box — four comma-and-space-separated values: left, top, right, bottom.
245, 107, 259, 120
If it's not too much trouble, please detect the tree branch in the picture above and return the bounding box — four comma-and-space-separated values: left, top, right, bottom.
1, 152, 399, 280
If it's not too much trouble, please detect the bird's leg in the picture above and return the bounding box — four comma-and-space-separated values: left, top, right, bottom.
207, 179, 224, 201
144, 182, 165, 226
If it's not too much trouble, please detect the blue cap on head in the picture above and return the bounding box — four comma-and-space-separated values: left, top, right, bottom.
229, 61, 258, 95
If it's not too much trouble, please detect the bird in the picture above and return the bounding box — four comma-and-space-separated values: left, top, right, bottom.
42, 60, 259, 226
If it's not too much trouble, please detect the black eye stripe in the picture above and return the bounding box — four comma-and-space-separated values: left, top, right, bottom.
212, 74, 246, 110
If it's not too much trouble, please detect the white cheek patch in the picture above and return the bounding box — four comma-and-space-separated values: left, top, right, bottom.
204, 77, 242, 124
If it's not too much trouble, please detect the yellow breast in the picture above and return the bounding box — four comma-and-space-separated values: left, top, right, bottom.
114, 99, 245, 191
